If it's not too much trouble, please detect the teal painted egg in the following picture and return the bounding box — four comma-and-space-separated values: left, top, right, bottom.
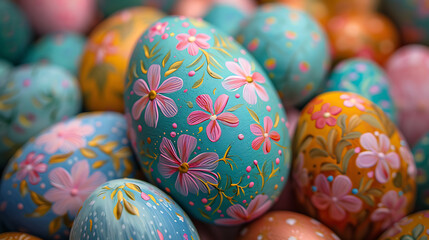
325, 58, 397, 123
97, 0, 175, 17
0, 64, 81, 171
0, 112, 138, 240
0, 59, 12, 81
412, 132, 429, 210
0, 0, 32, 63
23, 33, 86, 75
236, 3, 330, 107
124, 16, 291, 225
70, 178, 199, 240
204, 4, 246, 36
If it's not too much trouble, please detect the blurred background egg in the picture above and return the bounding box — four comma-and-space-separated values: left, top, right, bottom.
0, 232, 42, 240
238, 211, 340, 240
0, 64, 81, 171
325, 58, 397, 122
23, 33, 86, 75
98, 0, 176, 17
17, 0, 97, 35
236, 4, 330, 107
0, 59, 12, 80
378, 210, 429, 239
292, 91, 416, 239
0, 112, 137, 239
0, 0, 32, 64
79, 7, 165, 112
70, 178, 199, 240
125, 16, 290, 225
385, 44, 429, 147
204, 3, 246, 35
412, 132, 429, 210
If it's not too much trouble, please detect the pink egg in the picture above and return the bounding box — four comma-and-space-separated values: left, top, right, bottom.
17, 0, 97, 34
386, 44, 429, 146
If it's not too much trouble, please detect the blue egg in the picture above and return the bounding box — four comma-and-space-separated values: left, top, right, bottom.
124, 16, 291, 225
412, 132, 429, 210
97, 0, 174, 17
0, 59, 12, 81
236, 4, 330, 107
23, 33, 86, 75
70, 178, 199, 240
325, 58, 397, 123
0, 112, 138, 240
0, 64, 82, 170
204, 4, 246, 36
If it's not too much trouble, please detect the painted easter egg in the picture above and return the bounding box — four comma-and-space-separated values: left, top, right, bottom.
124, 16, 291, 225
80, 7, 165, 112
204, 4, 246, 36
0, 0, 32, 64
326, 11, 398, 65
23, 33, 86, 75
0, 64, 81, 171
97, 0, 176, 17
292, 91, 416, 239
382, 0, 429, 45
17, 0, 96, 34
378, 210, 429, 239
385, 44, 429, 147
70, 179, 199, 240
325, 58, 397, 123
0, 112, 138, 240
0, 59, 12, 81
0, 232, 42, 240
238, 211, 340, 240
412, 132, 429, 210
236, 4, 330, 107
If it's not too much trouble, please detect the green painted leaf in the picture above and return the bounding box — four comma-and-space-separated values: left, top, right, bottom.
227, 104, 243, 112
320, 163, 343, 173
309, 148, 329, 158
88, 63, 116, 93
343, 132, 362, 140
335, 140, 351, 164
393, 172, 403, 188
360, 114, 383, 130
400, 235, 414, 240
341, 149, 355, 172
316, 136, 327, 150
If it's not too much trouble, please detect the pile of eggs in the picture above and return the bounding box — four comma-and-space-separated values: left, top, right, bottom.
0, 0, 428, 239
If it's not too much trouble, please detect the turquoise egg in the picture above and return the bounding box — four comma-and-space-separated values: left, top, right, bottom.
236, 4, 330, 107
204, 4, 246, 36
23, 33, 86, 75
0, 59, 12, 81
70, 178, 199, 240
325, 58, 397, 123
97, 0, 175, 17
0, 64, 82, 170
124, 16, 291, 225
0, 112, 138, 240
412, 132, 429, 210
0, 0, 32, 63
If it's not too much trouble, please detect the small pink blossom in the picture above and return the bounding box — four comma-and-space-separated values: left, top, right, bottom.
187, 94, 239, 142
214, 194, 272, 225
311, 103, 342, 129
87, 32, 118, 64
356, 133, 400, 183
148, 22, 168, 40
340, 94, 365, 111
16, 152, 47, 185
222, 58, 269, 105
250, 116, 280, 154
44, 160, 107, 216
400, 146, 417, 179
35, 121, 95, 154
176, 28, 210, 56
370, 190, 407, 230
132, 64, 183, 128
158, 134, 219, 196
311, 174, 362, 221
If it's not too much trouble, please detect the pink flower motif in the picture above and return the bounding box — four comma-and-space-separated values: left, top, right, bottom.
222, 58, 269, 105
35, 121, 95, 154
250, 116, 280, 154
310, 103, 342, 129
44, 160, 107, 216
132, 64, 183, 128
148, 22, 168, 40
187, 94, 239, 142
370, 190, 407, 230
87, 32, 118, 64
293, 153, 308, 192
158, 134, 219, 196
16, 152, 47, 185
383, 217, 413, 238
340, 94, 365, 111
311, 174, 363, 221
214, 194, 272, 225
176, 28, 210, 56
356, 133, 400, 183
400, 146, 417, 179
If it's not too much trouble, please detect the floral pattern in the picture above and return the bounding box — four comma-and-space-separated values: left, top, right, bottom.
176, 28, 210, 56
250, 116, 280, 154
311, 103, 342, 129
87, 32, 118, 64
370, 190, 407, 230
132, 64, 183, 128
340, 94, 365, 111
16, 152, 47, 185
158, 134, 219, 196
187, 94, 239, 142
148, 22, 168, 40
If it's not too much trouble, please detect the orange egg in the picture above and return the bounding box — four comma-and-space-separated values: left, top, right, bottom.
79, 7, 165, 112
378, 210, 429, 239
0, 232, 42, 240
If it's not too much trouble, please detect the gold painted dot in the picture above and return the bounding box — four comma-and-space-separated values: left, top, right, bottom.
274, 184, 278, 190
170, 33, 175, 37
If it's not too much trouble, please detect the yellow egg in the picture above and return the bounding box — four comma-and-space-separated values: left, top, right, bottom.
0, 232, 42, 240
79, 7, 165, 112
291, 91, 416, 240
378, 210, 429, 239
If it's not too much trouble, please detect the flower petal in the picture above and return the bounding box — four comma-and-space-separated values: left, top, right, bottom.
247, 195, 271, 218
156, 95, 178, 118
251, 72, 265, 84
187, 43, 200, 56
195, 38, 210, 49
48, 167, 73, 190
329, 106, 342, 115
217, 112, 239, 127
375, 158, 390, 183
225, 204, 248, 220
315, 118, 326, 129
238, 58, 252, 76
70, 161, 90, 187
311, 193, 331, 210
214, 94, 229, 115
28, 171, 41, 185
311, 111, 324, 120
243, 83, 257, 105
147, 64, 161, 90
269, 131, 280, 142
386, 152, 400, 169
157, 76, 183, 94
44, 188, 66, 202
188, 152, 219, 171
251, 136, 265, 150
177, 134, 197, 162
195, 94, 214, 114
144, 100, 159, 128
379, 134, 391, 153
254, 83, 269, 102
79, 171, 106, 194
264, 116, 273, 133
338, 195, 362, 213
329, 203, 346, 221
360, 133, 379, 152
370, 208, 390, 221
325, 117, 337, 126
187, 111, 211, 125
222, 76, 246, 91
226, 61, 246, 77
263, 138, 271, 154
175, 173, 189, 196
331, 175, 352, 198
131, 96, 149, 120
133, 79, 150, 96
315, 174, 331, 195
356, 151, 378, 168
250, 124, 264, 136
159, 137, 181, 165
206, 120, 221, 142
